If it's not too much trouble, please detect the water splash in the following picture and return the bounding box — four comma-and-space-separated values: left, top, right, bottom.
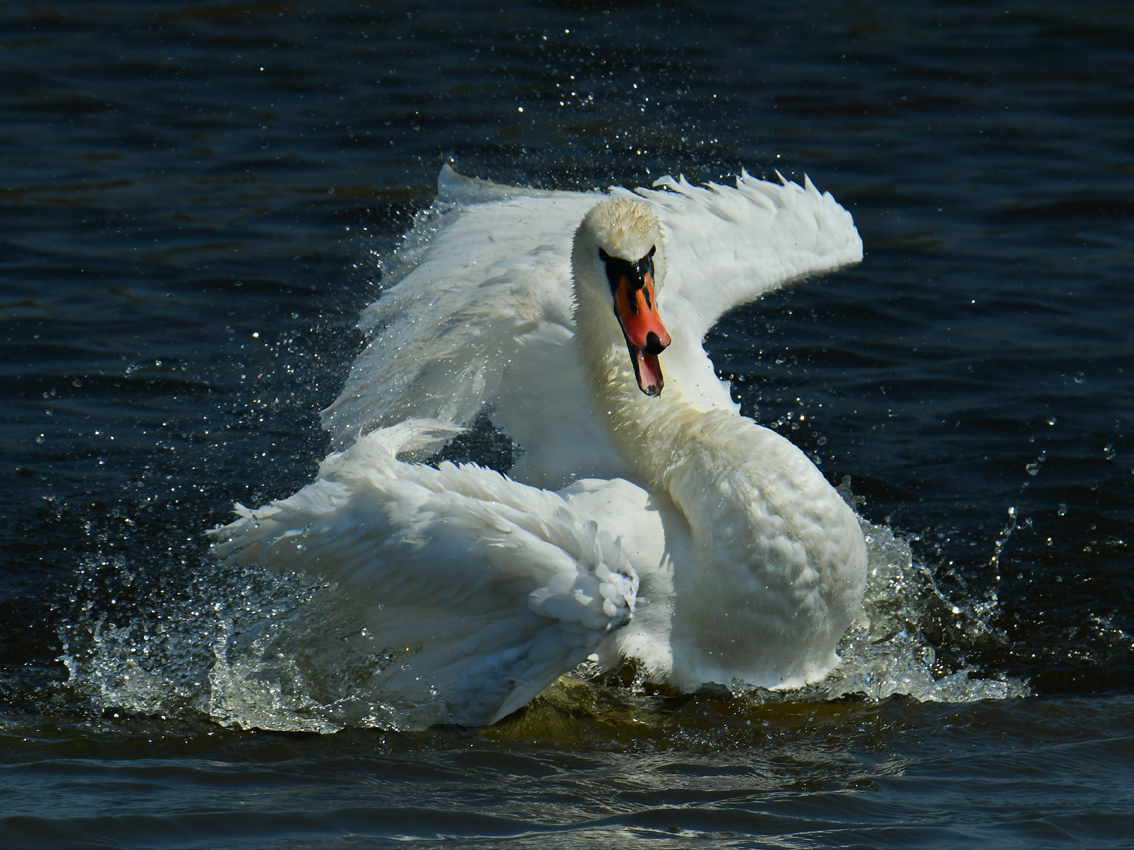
821, 517, 1028, 703
59, 552, 449, 733
61, 555, 345, 732
60, 508, 1027, 734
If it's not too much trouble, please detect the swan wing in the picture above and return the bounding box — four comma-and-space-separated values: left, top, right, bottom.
322, 167, 600, 450
210, 420, 638, 729
618, 171, 864, 346
322, 168, 861, 484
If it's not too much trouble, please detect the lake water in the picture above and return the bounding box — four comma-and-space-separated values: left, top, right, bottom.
2, 2, 1132, 847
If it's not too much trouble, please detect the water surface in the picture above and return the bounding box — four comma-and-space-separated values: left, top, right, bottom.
2, 1, 1132, 847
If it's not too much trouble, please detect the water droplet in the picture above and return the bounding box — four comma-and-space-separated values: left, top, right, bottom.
1074, 371, 1086, 384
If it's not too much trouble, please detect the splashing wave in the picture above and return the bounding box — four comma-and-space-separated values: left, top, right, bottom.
59, 506, 1027, 733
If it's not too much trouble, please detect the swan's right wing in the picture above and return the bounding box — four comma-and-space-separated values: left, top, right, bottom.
620, 171, 864, 345
210, 421, 638, 729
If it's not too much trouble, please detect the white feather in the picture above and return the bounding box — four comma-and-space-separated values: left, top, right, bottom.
215, 167, 868, 727
323, 165, 862, 489
211, 419, 638, 728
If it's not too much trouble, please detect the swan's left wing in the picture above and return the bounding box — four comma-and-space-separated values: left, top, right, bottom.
616, 171, 863, 347
210, 420, 638, 729
322, 167, 600, 451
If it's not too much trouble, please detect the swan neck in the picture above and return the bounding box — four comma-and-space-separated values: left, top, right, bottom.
573, 290, 692, 485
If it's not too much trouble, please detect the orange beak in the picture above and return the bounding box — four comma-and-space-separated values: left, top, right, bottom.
612, 267, 671, 396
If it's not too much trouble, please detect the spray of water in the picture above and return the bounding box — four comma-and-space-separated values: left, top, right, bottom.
59, 494, 1027, 733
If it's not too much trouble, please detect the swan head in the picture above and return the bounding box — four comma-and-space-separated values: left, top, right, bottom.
572, 199, 672, 396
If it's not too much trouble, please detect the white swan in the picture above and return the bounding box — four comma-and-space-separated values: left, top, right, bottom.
211, 167, 868, 729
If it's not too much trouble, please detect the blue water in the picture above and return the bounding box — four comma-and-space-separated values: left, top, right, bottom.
2, 1, 1133, 847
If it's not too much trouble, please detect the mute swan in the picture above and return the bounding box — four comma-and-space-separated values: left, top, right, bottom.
212, 167, 868, 729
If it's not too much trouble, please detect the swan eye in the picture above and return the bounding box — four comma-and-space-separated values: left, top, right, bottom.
637, 246, 656, 281
599, 246, 654, 299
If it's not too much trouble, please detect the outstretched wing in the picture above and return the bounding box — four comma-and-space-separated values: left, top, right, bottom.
321, 167, 600, 450
618, 170, 864, 346
210, 420, 638, 728
321, 167, 862, 486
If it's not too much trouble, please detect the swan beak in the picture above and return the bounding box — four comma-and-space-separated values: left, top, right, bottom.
613, 269, 672, 397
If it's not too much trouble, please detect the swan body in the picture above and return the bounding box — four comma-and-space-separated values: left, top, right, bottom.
212, 166, 868, 728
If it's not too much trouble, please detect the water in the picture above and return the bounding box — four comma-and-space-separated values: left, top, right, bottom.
2, 1, 1132, 847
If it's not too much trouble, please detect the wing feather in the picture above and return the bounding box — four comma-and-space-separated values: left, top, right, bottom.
322, 168, 600, 448
210, 420, 638, 728
323, 168, 860, 467
614, 169, 864, 345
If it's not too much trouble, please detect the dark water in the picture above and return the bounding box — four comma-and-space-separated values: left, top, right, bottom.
3, 1, 1132, 847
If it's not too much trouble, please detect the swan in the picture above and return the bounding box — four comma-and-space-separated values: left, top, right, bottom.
211, 167, 867, 729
